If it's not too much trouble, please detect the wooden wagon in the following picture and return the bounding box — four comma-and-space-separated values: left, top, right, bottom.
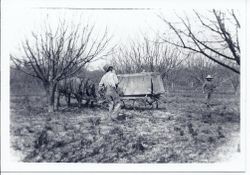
117, 72, 165, 109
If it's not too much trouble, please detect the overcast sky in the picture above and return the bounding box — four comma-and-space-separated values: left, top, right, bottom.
2, 0, 244, 70
6, 8, 166, 49
4, 7, 179, 70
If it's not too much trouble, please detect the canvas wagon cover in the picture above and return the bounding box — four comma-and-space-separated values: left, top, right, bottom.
117, 72, 165, 96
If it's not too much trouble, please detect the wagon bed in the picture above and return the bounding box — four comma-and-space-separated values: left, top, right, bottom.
117, 72, 165, 108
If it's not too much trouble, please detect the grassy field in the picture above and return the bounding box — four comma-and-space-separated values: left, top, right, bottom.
10, 90, 240, 163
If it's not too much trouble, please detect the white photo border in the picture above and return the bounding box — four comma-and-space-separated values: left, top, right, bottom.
1, 0, 248, 173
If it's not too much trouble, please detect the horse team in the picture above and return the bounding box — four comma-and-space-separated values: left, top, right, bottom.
56, 77, 97, 108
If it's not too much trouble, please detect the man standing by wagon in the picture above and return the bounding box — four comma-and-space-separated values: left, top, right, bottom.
98, 65, 121, 121
203, 75, 216, 107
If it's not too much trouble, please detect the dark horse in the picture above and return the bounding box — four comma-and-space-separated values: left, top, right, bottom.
57, 77, 97, 108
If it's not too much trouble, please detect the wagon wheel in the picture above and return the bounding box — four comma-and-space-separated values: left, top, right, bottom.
132, 97, 146, 109
120, 98, 136, 109
156, 94, 164, 109
154, 94, 161, 109
154, 94, 165, 109
145, 94, 161, 109
121, 99, 126, 109
144, 95, 154, 109
155, 98, 159, 109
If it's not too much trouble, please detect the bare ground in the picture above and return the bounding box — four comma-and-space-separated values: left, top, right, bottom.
10, 91, 240, 163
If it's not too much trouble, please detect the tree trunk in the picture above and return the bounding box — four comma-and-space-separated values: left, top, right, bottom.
234, 84, 240, 95
45, 82, 57, 113
230, 75, 240, 95
56, 91, 61, 110
66, 93, 71, 107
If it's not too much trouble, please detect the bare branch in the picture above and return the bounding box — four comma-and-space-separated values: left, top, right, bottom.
159, 10, 240, 74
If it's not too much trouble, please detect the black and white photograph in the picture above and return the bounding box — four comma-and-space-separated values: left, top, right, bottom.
1, 0, 249, 173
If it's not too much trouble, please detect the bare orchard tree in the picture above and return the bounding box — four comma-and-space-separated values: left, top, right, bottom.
160, 10, 240, 74
186, 56, 217, 88
11, 20, 111, 112
112, 37, 184, 83
215, 67, 240, 94
186, 56, 240, 93
229, 74, 240, 94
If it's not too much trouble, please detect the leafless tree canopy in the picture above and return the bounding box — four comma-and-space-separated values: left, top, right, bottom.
186, 57, 216, 86
11, 20, 112, 112
112, 37, 184, 82
11, 21, 111, 81
160, 10, 240, 74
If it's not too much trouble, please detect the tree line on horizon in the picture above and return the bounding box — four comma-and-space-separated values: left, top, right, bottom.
10, 10, 240, 112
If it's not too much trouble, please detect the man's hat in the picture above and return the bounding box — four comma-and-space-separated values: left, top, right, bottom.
103, 65, 113, 72
206, 75, 213, 79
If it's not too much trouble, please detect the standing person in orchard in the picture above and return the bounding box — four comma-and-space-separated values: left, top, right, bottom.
98, 65, 121, 121
202, 75, 216, 107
